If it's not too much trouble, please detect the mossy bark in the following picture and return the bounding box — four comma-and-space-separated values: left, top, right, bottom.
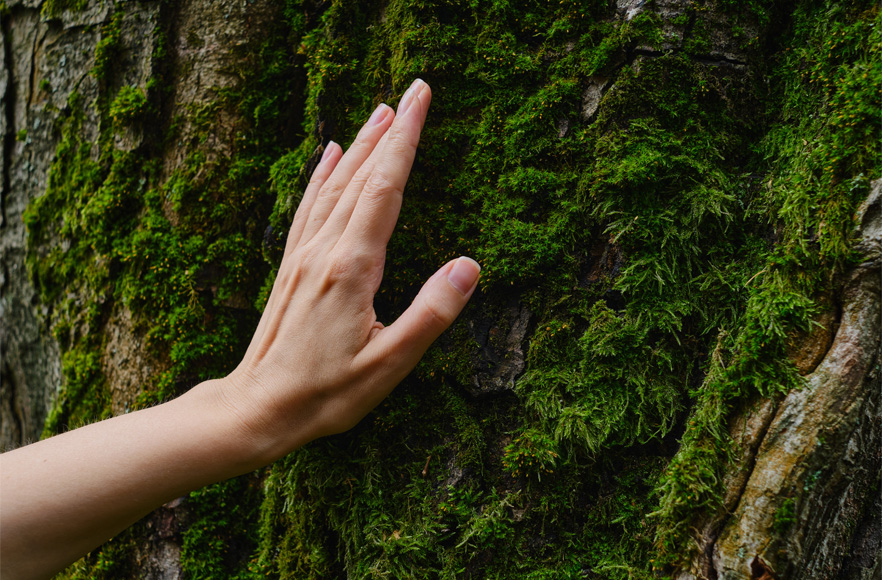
1, 0, 879, 578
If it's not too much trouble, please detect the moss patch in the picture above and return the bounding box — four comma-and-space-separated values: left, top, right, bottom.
29, 0, 880, 577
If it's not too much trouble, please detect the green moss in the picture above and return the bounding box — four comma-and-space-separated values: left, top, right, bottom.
109, 86, 150, 127
260, 0, 878, 575
92, 10, 123, 82
502, 427, 559, 479
42, 345, 111, 437
40, 0, 88, 18
518, 302, 683, 457
180, 476, 265, 579
55, 529, 138, 580
28, 0, 880, 576
773, 497, 797, 534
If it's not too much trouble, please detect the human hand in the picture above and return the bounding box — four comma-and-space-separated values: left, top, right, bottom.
221, 79, 480, 461
0, 80, 478, 579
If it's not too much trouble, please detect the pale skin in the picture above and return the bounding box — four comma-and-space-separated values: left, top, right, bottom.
0, 79, 481, 579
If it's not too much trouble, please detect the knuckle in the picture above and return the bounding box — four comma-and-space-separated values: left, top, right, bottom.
325, 254, 355, 285
307, 171, 328, 190
364, 169, 404, 202
292, 241, 323, 272
421, 295, 451, 329
324, 246, 383, 287
347, 165, 373, 190
385, 134, 412, 156
353, 126, 382, 150
324, 248, 370, 285
316, 180, 344, 204
391, 122, 420, 149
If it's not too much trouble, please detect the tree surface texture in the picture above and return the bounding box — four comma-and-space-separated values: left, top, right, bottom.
1, 0, 879, 578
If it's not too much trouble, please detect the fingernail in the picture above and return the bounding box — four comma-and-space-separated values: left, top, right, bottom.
447, 257, 480, 295
320, 141, 335, 163
397, 79, 425, 117
366, 104, 390, 126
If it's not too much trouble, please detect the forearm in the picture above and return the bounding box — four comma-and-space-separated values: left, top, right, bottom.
0, 378, 285, 580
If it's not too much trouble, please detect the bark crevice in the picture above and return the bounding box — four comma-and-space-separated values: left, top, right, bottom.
1, 8, 16, 228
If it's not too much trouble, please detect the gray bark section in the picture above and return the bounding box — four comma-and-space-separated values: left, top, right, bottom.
0, 0, 156, 449
0, 0, 273, 443
0, 0, 280, 575
0, 2, 80, 450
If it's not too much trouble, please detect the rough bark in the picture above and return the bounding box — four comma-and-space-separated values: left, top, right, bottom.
676, 183, 882, 579
713, 184, 880, 579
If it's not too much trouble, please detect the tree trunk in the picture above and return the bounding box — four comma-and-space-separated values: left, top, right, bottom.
1, 1, 878, 578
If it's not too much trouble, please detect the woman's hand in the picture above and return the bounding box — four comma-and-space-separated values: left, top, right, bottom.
0, 79, 479, 579
212, 77, 480, 462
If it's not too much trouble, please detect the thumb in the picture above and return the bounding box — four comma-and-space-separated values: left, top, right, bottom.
367, 257, 480, 373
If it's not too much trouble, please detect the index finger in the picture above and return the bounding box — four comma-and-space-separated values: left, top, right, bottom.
336, 79, 431, 257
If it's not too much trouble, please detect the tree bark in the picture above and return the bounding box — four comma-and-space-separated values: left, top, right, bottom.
1, 0, 878, 578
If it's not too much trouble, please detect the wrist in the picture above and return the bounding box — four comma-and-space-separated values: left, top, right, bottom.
189, 372, 319, 470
